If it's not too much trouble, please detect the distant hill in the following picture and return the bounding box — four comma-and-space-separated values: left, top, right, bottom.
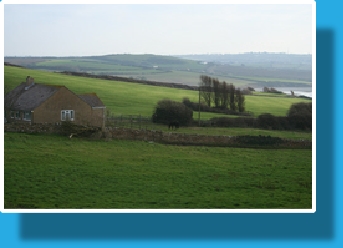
177, 53, 312, 70
4, 53, 312, 88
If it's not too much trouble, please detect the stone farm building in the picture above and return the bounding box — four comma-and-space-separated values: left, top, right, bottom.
4, 76, 106, 128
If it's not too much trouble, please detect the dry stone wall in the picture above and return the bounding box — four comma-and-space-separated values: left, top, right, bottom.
4, 122, 100, 136
103, 127, 311, 149
4, 122, 61, 133
4, 123, 311, 149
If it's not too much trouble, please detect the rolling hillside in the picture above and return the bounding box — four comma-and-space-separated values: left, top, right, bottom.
4, 65, 311, 118
5, 54, 312, 88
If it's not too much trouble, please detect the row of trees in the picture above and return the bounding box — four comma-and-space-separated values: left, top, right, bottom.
151, 100, 311, 131
210, 102, 312, 131
199, 75, 245, 112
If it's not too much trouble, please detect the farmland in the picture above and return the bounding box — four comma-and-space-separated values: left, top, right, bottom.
3, 65, 312, 209
4, 66, 311, 118
4, 133, 312, 209
5, 53, 312, 87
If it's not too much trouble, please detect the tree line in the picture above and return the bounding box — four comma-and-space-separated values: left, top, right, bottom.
151, 99, 311, 131
199, 75, 245, 112
209, 102, 312, 131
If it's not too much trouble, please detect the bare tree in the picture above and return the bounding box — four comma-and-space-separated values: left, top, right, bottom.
220, 81, 229, 109
229, 83, 235, 111
199, 75, 213, 107
236, 89, 245, 112
199, 75, 245, 113
212, 78, 220, 108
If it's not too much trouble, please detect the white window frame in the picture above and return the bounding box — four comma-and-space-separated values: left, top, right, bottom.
23, 111, 31, 121
61, 110, 75, 121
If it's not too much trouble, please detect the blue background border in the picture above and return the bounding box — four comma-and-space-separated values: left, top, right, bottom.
1, 0, 342, 247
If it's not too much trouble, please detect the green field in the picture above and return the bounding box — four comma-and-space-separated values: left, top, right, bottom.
4, 65, 312, 209
4, 133, 312, 209
4, 66, 311, 118
5, 54, 312, 87
159, 127, 312, 140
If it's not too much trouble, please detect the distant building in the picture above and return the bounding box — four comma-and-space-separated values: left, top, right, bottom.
4, 76, 106, 128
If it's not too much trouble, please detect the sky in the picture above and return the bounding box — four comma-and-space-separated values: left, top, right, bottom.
3, 1, 314, 57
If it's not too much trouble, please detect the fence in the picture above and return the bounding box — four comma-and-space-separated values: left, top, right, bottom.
106, 114, 160, 130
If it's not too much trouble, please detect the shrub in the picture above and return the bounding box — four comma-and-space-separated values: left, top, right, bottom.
287, 102, 312, 131
257, 103, 312, 131
152, 99, 193, 126
209, 117, 256, 128
288, 102, 312, 117
258, 113, 279, 130
182, 97, 253, 116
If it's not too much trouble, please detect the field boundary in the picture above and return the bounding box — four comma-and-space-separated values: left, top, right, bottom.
102, 127, 311, 149
60, 71, 199, 91
4, 123, 311, 149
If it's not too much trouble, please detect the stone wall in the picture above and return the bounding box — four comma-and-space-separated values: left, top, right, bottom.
4, 122, 62, 133
4, 122, 100, 136
4, 123, 311, 149
103, 127, 311, 149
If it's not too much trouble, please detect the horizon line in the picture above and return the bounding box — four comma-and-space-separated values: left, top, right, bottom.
4, 52, 313, 58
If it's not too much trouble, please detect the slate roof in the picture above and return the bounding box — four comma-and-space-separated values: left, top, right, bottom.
4, 82, 62, 111
5, 82, 106, 111
78, 93, 105, 107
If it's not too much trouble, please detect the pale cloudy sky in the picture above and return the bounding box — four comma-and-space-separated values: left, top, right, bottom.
3, 1, 314, 56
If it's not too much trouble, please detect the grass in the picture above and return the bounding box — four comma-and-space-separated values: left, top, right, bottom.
4, 133, 312, 209
166, 127, 312, 140
6, 54, 312, 88
26, 59, 312, 88
5, 66, 311, 118
107, 120, 312, 141
4, 66, 312, 209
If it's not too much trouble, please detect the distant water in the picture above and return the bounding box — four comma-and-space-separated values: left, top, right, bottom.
255, 87, 312, 98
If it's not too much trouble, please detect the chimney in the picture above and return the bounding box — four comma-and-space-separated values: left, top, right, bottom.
25, 76, 35, 90
25, 76, 35, 86
26, 76, 30, 85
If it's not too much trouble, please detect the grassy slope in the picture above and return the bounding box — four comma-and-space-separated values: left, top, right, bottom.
4, 66, 312, 209
164, 127, 312, 140
6, 54, 311, 87
4, 66, 311, 117
4, 133, 312, 209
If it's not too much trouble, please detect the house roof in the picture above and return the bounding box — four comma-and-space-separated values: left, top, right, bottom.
5, 80, 106, 111
78, 93, 105, 107
4, 82, 62, 111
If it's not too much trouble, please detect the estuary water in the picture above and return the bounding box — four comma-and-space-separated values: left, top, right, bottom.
255, 87, 312, 98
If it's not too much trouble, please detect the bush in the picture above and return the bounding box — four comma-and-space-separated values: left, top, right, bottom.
209, 117, 256, 128
258, 113, 278, 130
152, 99, 193, 126
182, 97, 253, 116
288, 102, 312, 117
257, 103, 312, 131
182, 97, 212, 112
287, 102, 312, 131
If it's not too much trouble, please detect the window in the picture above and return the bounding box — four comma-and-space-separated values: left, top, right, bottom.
24, 111, 31, 121
61, 110, 74, 121
15, 111, 20, 120
10, 111, 15, 118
